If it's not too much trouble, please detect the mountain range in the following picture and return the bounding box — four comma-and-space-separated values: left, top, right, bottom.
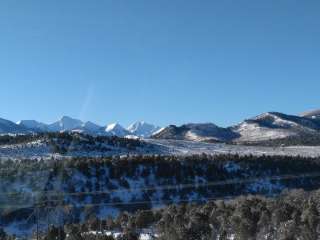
1, 109, 320, 144
2, 116, 160, 138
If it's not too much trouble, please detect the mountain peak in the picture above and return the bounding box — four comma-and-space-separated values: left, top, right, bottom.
127, 121, 160, 137
106, 122, 122, 131
0, 118, 29, 134
48, 116, 83, 132
105, 123, 129, 137
17, 120, 48, 131
60, 115, 74, 121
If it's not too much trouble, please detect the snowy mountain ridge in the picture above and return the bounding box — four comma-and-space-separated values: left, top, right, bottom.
14, 117, 160, 138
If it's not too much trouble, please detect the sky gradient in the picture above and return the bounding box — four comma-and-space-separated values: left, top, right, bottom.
1, 0, 320, 127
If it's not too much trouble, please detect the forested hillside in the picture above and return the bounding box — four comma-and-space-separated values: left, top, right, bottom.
1, 154, 320, 237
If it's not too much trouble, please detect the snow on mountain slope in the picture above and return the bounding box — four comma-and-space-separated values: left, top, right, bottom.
0, 118, 29, 134
81, 121, 102, 132
232, 112, 320, 142
17, 120, 48, 132
127, 121, 160, 137
48, 116, 83, 132
301, 109, 320, 119
105, 123, 130, 137
153, 112, 320, 144
152, 127, 165, 136
152, 123, 238, 142
71, 121, 103, 134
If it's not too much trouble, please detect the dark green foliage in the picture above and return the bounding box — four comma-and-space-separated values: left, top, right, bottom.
0, 132, 143, 152
39, 189, 320, 240
43, 225, 66, 240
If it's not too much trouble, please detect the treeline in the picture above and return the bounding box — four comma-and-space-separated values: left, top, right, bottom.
47, 133, 143, 154
0, 132, 143, 153
2, 153, 320, 177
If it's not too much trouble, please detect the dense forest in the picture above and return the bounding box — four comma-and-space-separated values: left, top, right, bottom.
1, 154, 320, 238
0, 132, 144, 154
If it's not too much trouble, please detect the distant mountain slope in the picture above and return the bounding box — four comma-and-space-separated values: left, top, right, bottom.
48, 116, 83, 132
300, 109, 320, 119
127, 121, 160, 137
14, 117, 162, 137
232, 112, 320, 143
81, 121, 103, 132
0, 118, 29, 134
152, 123, 238, 142
153, 112, 320, 145
105, 123, 130, 137
17, 120, 48, 132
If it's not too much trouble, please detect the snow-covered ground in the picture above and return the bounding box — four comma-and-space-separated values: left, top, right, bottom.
2, 138, 320, 160
146, 139, 320, 157
145, 139, 320, 157
83, 230, 157, 240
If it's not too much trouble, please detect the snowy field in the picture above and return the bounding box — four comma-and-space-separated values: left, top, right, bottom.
146, 139, 320, 158
2, 138, 320, 160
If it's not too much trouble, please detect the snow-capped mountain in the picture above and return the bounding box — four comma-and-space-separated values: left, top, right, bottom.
127, 121, 160, 137
0, 118, 29, 134
81, 121, 102, 132
48, 116, 83, 132
152, 123, 237, 142
105, 123, 130, 137
71, 121, 103, 134
17, 120, 48, 132
16, 117, 104, 135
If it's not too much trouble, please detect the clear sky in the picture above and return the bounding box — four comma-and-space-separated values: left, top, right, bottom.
1, 0, 319, 127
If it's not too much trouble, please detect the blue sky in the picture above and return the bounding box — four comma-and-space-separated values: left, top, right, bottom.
1, 0, 320, 127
